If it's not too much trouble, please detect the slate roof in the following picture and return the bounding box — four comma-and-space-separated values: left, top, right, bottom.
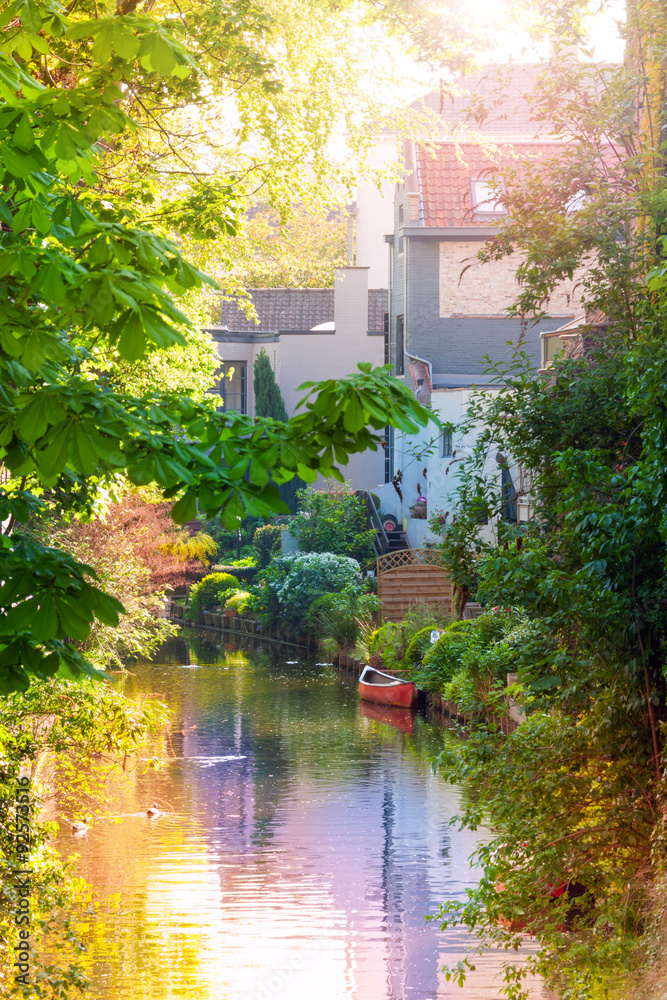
220, 287, 388, 333
417, 64, 548, 137
415, 141, 561, 228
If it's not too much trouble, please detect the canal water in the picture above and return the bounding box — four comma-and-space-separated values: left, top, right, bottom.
59, 632, 544, 1000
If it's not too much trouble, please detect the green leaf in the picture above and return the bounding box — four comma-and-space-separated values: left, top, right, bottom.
38, 423, 72, 479
145, 34, 177, 74
342, 392, 365, 433
93, 591, 124, 626
55, 597, 92, 641
117, 310, 147, 361
14, 112, 34, 151
171, 489, 197, 524
32, 597, 59, 641
73, 424, 99, 476
4, 595, 39, 633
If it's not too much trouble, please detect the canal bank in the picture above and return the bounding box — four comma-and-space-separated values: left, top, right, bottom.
57, 633, 546, 1000
165, 602, 519, 733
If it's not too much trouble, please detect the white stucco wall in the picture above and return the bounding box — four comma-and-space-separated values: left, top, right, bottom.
277, 268, 386, 491
374, 386, 502, 548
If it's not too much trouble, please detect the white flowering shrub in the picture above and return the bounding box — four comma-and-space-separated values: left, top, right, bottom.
257, 552, 363, 628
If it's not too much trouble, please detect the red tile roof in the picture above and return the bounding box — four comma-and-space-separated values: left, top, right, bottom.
415, 141, 562, 227
221, 287, 387, 333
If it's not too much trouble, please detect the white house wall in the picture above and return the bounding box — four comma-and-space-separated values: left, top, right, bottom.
373, 387, 501, 548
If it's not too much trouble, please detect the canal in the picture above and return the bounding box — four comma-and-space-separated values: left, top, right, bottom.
59, 632, 544, 1000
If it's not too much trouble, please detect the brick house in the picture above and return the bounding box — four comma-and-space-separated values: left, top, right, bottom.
375, 66, 584, 543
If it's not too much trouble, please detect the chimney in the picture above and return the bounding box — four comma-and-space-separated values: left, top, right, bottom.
333, 267, 369, 353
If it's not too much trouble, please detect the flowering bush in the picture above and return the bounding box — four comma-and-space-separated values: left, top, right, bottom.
256, 552, 363, 628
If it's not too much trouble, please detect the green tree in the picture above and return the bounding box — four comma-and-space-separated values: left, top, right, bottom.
424, 48, 667, 1000
254, 348, 289, 423
0, 0, 438, 697
241, 205, 347, 289
290, 484, 377, 564
253, 346, 304, 512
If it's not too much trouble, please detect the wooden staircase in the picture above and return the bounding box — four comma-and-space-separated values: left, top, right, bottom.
385, 527, 409, 552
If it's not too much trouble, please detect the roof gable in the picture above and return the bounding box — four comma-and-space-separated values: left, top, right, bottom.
415, 141, 561, 228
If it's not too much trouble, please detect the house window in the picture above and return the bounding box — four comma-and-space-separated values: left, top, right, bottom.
471, 178, 505, 216
395, 315, 404, 375
441, 430, 453, 457
398, 235, 404, 255
384, 425, 394, 484
398, 204, 404, 227
216, 361, 247, 413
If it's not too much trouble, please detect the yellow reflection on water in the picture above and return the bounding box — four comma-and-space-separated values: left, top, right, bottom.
57, 641, 547, 1000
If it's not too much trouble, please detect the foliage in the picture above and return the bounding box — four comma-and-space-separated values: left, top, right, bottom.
253, 348, 304, 512
412, 608, 521, 697
253, 524, 284, 568
210, 562, 259, 585
434, 711, 657, 998
0, 0, 438, 696
202, 515, 263, 557
223, 590, 252, 613
0, 678, 167, 997
367, 603, 446, 670
425, 336, 667, 993
254, 348, 289, 423
158, 530, 217, 565
415, 38, 667, 994
2, 355, 431, 691
187, 572, 240, 620
304, 585, 379, 654
256, 552, 362, 629
290, 484, 377, 564
39, 509, 179, 669
241, 205, 347, 288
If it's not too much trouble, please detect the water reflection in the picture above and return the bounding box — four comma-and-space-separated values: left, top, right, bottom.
58, 635, 544, 999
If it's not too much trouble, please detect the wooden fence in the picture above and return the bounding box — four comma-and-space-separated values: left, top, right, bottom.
376, 548, 454, 622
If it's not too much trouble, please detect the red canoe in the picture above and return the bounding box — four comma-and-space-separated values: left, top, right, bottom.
359, 699, 415, 734
359, 665, 417, 708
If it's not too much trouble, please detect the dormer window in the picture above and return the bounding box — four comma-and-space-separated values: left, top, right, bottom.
471, 178, 505, 216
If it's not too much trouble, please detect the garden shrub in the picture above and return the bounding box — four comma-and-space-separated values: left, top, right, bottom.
414, 607, 531, 699
256, 552, 362, 629
253, 524, 284, 567
210, 563, 259, 585
304, 585, 378, 653
290, 485, 377, 564
365, 604, 448, 671
188, 572, 240, 620
404, 626, 444, 668
224, 590, 252, 612
414, 621, 480, 691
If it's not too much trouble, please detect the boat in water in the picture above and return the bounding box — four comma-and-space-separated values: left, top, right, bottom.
359, 699, 415, 734
359, 665, 417, 708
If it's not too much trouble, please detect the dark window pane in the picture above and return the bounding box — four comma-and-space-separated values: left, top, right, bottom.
215, 361, 247, 414
395, 315, 404, 376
